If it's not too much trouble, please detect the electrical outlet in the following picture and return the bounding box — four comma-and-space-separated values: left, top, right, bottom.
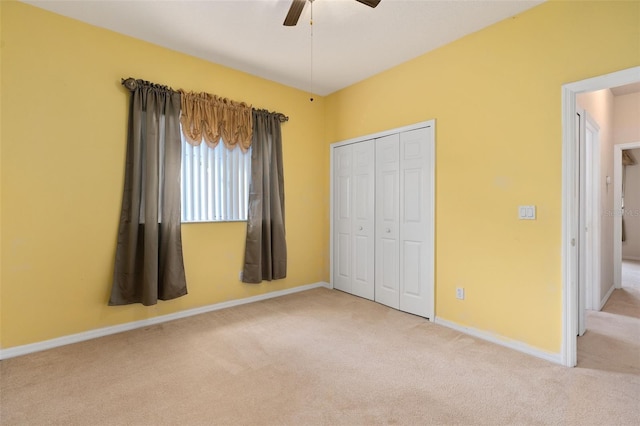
456, 287, 465, 300
239, 271, 243, 281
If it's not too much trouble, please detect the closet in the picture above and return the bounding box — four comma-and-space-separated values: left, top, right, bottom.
331, 122, 435, 318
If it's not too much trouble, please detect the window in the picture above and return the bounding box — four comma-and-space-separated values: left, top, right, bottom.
180, 133, 251, 222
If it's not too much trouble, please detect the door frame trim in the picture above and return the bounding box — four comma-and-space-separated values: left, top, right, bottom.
561, 66, 640, 367
329, 120, 436, 320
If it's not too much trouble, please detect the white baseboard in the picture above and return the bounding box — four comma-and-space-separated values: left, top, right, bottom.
0, 281, 331, 360
434, 317, 562, 365
599, 284, 616, 311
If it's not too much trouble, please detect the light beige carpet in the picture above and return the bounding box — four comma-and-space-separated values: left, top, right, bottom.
1, 285, 639, 425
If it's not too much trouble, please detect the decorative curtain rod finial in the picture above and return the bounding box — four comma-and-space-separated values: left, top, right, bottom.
121, 78, 138, 91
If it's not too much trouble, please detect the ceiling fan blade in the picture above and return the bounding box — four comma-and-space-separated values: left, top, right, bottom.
283, 0, 306, 26
355, 0, 381, 8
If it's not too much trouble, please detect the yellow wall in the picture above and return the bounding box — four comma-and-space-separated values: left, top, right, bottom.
326, 0, 639, 353
0, 1, 328, 348
0, 0, 4, 349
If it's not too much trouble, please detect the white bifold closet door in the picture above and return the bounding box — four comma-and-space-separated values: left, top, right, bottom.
374, 134, 400, 309
333, 140, 375, 300
375, 127, 432, 317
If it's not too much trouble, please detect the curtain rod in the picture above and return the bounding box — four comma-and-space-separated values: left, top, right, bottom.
121, 77, 289, 123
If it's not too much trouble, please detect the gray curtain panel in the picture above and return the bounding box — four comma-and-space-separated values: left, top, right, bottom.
242, 109, 287, 283
110, 79, 187, 306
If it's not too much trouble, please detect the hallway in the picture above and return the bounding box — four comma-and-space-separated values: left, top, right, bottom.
578, 260, 640, 373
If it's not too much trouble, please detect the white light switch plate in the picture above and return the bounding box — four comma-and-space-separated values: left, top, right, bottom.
518, 205, 536, 220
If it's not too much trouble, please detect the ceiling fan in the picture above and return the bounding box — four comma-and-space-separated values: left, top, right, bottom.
283, 0, 381, 26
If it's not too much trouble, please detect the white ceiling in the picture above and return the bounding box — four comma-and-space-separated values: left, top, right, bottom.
23, 0, 545, 96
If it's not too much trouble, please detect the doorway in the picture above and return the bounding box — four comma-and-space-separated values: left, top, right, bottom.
561, 66, 640, 367
614, 143, 640, 287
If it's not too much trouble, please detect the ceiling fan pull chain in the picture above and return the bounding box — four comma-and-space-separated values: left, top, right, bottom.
309, 0, 314, 102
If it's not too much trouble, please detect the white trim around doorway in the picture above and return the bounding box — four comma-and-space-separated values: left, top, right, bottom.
561, 66, 640, 367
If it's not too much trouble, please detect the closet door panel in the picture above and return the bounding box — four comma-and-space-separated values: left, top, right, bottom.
399, 127, 432, 317
351, 141, 375, 300
375, 134, 400, 309
333, 145, 353, 293
402, 241, 422, 295
354, 236, 369, 275
336, 234, 351, 282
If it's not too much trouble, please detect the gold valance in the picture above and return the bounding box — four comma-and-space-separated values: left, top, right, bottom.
179, 90, 253, 152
